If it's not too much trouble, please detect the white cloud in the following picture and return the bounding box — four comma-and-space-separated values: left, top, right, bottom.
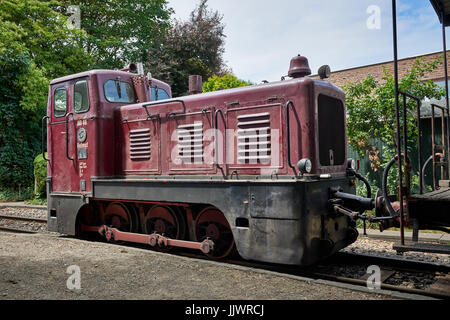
166, 0, 448, 83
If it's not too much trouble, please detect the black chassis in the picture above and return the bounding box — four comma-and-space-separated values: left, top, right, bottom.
46, 174, 358, 266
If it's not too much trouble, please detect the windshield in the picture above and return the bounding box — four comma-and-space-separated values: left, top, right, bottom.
104, 80, 135, 103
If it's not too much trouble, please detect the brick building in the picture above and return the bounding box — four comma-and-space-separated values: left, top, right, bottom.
312, 50, 450, 91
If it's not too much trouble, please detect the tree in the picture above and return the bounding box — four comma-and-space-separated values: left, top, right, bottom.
202, 74, 253, 92
59, 0, 173, 69
344, 56, 445, 192
0, 50, 41, 190
0, 0, 95, 80
0, 0, 94, 191
146, 0, 227, 97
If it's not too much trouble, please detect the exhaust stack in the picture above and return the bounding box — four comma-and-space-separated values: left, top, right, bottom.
189, 75, 202, 95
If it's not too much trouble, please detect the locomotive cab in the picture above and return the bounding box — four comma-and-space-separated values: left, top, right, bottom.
46, 70, 171, 231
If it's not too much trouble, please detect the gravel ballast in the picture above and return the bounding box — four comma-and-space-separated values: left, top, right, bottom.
0, 232, 394, 300
342, 238, 449, 265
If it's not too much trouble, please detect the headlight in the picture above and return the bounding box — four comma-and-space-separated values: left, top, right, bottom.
297, 158, 312, 173
347, 158, 356, 170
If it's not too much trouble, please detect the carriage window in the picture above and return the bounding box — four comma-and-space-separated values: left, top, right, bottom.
53, 88, 67, 118
151, 87, 170, 101
74, 80, 89, 113
104, 80, 135, 103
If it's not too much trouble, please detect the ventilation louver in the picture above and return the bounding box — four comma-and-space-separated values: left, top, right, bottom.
129, 128, 151, 161
177, 122, 204, 163
237, 113, 271, 164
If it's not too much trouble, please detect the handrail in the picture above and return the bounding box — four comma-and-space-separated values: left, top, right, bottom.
65, 113, 74, 161
397, 90, 420, 101
430, 103, 448, 190
285, 101, 297, 175
142, 99, 186, 119
42, 116, 49, 162
214, 109, 226, 178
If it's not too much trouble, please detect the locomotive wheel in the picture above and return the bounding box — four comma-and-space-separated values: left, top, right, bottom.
144, 205, 181, 251
103, 202, 134, 233
75, 204, 99, 239
195, 207, 235, 259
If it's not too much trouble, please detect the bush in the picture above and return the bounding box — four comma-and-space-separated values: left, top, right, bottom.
202, 74, 253, 92
0, 50, 43, 191
0, 186, 33, 202
33, 153, 47, 199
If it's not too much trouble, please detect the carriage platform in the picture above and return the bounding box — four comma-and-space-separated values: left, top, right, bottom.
394, 181, 450, 254
407, 181, 450, 230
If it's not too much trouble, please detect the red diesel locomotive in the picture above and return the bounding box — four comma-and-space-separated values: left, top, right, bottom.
44, 55, 373, 265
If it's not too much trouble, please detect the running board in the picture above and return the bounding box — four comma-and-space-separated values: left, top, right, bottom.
81, 225, 214, 255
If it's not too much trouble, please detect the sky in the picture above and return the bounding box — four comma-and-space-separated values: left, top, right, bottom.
166, 0, 448, 83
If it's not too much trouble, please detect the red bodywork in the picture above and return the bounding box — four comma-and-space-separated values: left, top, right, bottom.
45, 63, 356, 265
47, 71, 347, 193
47, 70, 172, 194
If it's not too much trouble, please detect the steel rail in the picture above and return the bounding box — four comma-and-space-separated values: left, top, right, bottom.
177, 251, 449, 299
0, 227, 39, 234
0, 214, 47, 234
0, 214, 47, 223
333, 251, 450, 274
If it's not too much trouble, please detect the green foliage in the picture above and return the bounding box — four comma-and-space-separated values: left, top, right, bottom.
0, 0, 94, 195
344, 57, 445, 194
25, 197, 47, 205
0, 50, 41, 190
59, 0, 172, 69
0, 186, 34, 202
33, 153, 47, 198
0, 0, 95, 79
202, 74, 253, 92
344, 57, 445, 161
147, 0, 227, 96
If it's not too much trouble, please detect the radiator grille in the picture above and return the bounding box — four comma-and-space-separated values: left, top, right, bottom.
177, 122, 203, 163
129, 128, 151, 161
237, 112, 271, 164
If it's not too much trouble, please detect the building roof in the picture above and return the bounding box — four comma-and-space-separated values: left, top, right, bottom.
311, 51, 449, 89
311, 51, 449, 118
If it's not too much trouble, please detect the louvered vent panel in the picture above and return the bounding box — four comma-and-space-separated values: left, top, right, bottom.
129, 128, 151, 161
177, 122, 203, 163
237, 112, 271, 164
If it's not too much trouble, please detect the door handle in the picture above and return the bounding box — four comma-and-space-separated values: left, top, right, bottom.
42, 116, 49, 162
65, 113, 74, 161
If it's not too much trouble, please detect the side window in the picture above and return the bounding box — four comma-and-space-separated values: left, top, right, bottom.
53, 87, 67, 118
151, 87, 170, 101
74, 80, 90, 113
104, 80, 135, 103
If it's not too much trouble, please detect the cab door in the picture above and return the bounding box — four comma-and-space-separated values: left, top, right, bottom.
49, 78, 92, 193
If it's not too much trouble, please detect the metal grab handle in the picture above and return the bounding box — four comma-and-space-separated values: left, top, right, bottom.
421, 153, 444, 191
42, 116, 49, 162
214, 109, 226, 178
65, 113, 74, 161
285, 101, 297, 175
142, 99, 186, 119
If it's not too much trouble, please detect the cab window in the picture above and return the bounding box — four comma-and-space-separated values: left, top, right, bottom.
74, 80, 90, 113
104, 80, 135, 103
151, 87, 170, 101
53, 87, 67, 117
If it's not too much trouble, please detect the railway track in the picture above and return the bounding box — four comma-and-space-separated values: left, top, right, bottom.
176, 250, 450, 299
0, 213, 47, 234
0, 210, 448, 299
